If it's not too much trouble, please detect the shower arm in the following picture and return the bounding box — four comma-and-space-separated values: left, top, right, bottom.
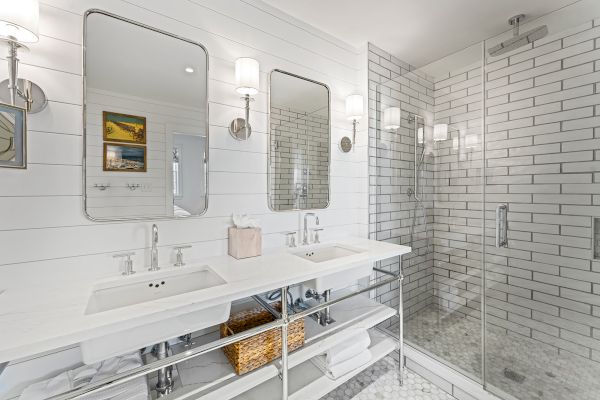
409, 114, 425, 201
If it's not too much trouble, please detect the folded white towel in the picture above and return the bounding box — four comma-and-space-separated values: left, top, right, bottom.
20, 363, 101, 400
326, 330, 371, 366
19, 352, 148, 400
81, 377, 147, 400
84, 352, 147, 400
312, 349, 372, 380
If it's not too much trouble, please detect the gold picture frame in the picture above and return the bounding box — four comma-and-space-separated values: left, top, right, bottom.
103, 111, 147, 144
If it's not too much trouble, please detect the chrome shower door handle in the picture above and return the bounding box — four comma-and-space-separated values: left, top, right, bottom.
495, 204, 508, 248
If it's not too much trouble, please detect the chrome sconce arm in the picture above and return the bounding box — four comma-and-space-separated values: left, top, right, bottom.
229, 94, 254, 140
0, 0, 48, 114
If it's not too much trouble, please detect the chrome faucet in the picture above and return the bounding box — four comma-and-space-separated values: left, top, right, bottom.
149, 224, 160, 271
302, 213, 319, 245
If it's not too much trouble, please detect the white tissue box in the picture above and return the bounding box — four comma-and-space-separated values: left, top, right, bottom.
228, 227, 262, 259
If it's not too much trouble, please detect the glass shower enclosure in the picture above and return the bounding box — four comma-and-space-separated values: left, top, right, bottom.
370, 2, 600, 399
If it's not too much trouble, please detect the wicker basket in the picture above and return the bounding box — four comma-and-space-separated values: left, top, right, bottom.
220, 302, 304, 375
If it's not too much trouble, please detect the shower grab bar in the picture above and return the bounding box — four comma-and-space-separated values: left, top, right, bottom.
495, 204, 508, 248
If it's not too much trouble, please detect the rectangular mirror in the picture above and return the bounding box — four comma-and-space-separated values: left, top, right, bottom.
268, 70, 330, 211
0, 103, 26, 169
83, 10, 208, 221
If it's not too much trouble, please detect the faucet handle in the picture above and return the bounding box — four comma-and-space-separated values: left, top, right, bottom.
113, 252, 136, 276
312, 228, 324, 244
282, 231, 297, 248
173, 245, 192, 267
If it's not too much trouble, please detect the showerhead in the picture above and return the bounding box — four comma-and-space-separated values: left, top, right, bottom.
488, 14, 548, 57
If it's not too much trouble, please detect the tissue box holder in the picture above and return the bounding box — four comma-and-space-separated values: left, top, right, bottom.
228, 227, 262, 259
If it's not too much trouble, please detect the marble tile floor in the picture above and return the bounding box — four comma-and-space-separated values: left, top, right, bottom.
321, 356, 456, 400
388, 304, 600, 400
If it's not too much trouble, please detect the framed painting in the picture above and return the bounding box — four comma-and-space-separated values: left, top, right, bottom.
103, 143, 146, 172
103, 111, 146, 144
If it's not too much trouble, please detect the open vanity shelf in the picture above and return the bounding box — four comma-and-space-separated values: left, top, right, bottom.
165, 291, 397, 400
232, 330, 394, 400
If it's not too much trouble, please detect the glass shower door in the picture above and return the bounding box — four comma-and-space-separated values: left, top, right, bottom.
483, 6, 600, 399
371, 42, 486, 383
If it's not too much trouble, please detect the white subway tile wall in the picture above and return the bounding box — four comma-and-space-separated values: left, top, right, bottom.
482, 18, 600, 362
368, 43, 436, 324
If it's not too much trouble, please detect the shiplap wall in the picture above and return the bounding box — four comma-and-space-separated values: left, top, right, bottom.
0, 0, 366, 396
86, 88, 206, 219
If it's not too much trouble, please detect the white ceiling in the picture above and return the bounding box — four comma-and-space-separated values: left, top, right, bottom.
86, 13, 207, 107
260, 0, 579, 67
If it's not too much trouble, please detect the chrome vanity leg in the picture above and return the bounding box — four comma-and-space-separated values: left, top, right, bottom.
398, 262, 405, 386
281, 286, 289, 400
155, 341, 174, 396
323, 289, 332, 326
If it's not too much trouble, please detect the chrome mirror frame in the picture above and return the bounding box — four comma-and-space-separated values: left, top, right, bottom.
82, 9, 210, 222
267, 69, 331, 212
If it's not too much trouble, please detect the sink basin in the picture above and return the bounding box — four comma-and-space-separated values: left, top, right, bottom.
293, 245, 362, 263
80, 265, 231, 364
85, 267, 226, 314
294, 244, 372, 292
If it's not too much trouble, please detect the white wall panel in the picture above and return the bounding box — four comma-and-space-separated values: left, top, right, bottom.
0, 0, 366, 395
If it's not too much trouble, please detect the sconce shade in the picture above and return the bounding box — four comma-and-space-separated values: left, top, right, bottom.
0, 0, 39, 43
345, 94, 363, 121
383, 107, 401, 130
433, 123, 448, 141
235, 57, 259, 95
417, 127, 424, 144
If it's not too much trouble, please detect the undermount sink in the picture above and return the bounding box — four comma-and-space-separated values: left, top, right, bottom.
80, 265, 231, 364
294, 244, 371, 292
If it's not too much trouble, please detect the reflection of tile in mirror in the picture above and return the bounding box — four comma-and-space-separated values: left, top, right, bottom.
269, 70, 330, 211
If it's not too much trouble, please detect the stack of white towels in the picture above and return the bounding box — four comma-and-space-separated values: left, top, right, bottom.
20, 352, 148, 400
312, 330, 372, 380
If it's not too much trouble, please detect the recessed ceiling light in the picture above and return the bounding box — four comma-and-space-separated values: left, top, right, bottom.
184, 66, 194, 74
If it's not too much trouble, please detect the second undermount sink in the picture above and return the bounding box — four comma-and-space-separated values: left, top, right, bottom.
81, 265, 231, 364
294, 245, 362, 263
294, 244, 371, 292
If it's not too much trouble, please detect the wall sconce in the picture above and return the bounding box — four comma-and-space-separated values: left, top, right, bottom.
229, 57, 259, 141
383, 107, 401, 131
0, 0, 47, 113
339, 94, 363, 153
465, 133, 478, 149
433, 123, 448, 141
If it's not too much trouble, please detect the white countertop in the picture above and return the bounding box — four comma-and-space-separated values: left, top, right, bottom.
0, 237, 410, 364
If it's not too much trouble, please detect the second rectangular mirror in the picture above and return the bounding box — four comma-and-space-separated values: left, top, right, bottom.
268, 70, 330, 211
